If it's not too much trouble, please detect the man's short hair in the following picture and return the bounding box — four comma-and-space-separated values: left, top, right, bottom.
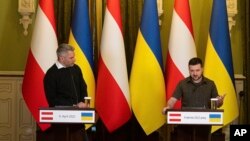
56, 43, 74, 57
188, 57, 203, 66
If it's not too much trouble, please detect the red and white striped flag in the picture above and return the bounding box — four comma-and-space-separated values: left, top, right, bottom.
169, 113, 181, 122
40, 111, 54, 121
96, 0, 131, 132
165, 0, 197, 109
22, 0, 58, 131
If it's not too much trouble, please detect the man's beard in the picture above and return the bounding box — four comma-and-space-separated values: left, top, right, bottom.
192, 75, 202, 82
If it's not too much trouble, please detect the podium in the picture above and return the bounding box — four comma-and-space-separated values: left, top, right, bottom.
37, 107, 95, 141
166, 109, 224, 141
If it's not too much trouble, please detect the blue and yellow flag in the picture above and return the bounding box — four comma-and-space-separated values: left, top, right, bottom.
204, 0, 239, 132
68, 0, 95, 108
130, 0, 166, 135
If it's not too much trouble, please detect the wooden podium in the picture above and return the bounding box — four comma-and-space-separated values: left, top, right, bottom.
37, 107, 95, 141
166, 109, 224, 141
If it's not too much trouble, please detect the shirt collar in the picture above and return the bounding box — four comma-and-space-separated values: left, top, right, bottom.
56, 61, 66, 69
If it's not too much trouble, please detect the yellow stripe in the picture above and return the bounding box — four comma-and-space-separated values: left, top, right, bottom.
81, 117, 93, 121
130, 31, 166, 135
204, 36, 239, 132
209, 118, 221, 122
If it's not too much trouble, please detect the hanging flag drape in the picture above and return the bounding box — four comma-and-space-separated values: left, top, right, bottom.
165, 0, 197, 109
96, 0, 131, 132
68, 0, 95, 109
22, 0, 58, 131
204, 0, 239, 133
130, 0, 166, 135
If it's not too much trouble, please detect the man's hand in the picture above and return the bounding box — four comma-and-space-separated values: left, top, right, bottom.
75, 102, 89, 108
216, 94, 226, 107
162, 97, 178, 114
162, 106, 170, 115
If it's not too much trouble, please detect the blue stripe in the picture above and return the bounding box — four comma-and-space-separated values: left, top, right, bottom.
209, 0, 234, 81
140, 0, 163, 70
209, 114, 221, 118
71, 0, 94, 69
81, 112, 93, 117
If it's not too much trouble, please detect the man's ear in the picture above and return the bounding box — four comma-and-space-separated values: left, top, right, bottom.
58, 56, 63, 61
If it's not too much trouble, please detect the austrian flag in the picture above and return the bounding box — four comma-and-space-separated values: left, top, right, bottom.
40, 111, 54, 121
168, 113, 181, 122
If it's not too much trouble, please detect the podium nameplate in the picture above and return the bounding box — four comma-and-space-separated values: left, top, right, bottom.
39, 107, 95, 124
166, 109, 223, 125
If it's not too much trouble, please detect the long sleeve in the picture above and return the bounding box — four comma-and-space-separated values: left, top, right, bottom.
71, 65, 87, 103
44, 65, 58, 107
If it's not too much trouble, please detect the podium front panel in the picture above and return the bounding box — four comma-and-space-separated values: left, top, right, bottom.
166, 109, 223, 125
39, 107, 95, 124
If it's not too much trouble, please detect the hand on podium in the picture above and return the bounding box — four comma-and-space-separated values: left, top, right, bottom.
162, 106, 170, 115
74, 102, 89, 108
162, 97, 178, 114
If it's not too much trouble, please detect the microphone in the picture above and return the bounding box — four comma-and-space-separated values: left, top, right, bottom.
69, 67, 78, 105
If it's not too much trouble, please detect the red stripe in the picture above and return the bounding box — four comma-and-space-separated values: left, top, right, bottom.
174, 0, 194, 37
169, 119, 181, 122
42, 112, 53, 115
165, 53, 184, 109
107, 0, 122, 32
96, 58, 131, 132
39, 0, 57, 33
41, 117, 53, 120
169, 113, 181, 117
22, 52, 50, 130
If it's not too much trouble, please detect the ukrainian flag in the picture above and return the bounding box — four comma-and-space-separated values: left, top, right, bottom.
81, 112, 94, 122
204, 0, 239, 132
68, 0, 95, 129
68, 0, 95, 109
209, 114, 222, 123
130, 0, 166, 135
